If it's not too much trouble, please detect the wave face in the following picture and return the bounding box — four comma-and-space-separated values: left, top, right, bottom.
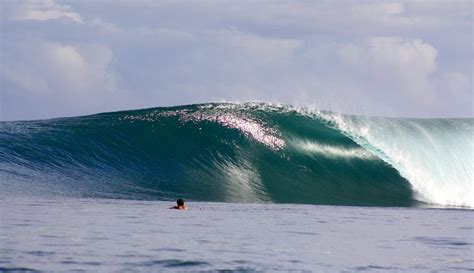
1, 103, 472, 207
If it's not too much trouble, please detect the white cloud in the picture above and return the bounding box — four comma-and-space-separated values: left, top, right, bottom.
4, 0, 83, 23
1, 0, 472, 119
288, 37, 440, 116
2, 40, 122, 119
366, 37, 437, 72
337, 37, 437, 91
4, 42, 115, 95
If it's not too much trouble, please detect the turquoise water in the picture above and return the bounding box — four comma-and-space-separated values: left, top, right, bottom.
1, 103, 472, 207
1, 197, 473, 272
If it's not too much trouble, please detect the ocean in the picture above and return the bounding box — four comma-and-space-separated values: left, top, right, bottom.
0, 103, 473, 272
1, 197, 473, 272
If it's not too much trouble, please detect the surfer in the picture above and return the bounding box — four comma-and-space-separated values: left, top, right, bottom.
170, 199, 187, 210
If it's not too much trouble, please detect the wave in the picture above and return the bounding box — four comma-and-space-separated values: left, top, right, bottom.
0, 103, 472, 207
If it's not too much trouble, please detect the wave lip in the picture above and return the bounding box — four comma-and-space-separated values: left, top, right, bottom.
1, 102, 472, 208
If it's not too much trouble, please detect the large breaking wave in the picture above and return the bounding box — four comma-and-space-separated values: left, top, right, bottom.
1, 103, 472, 207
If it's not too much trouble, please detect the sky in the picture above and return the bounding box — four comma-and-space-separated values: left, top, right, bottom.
1, 0, 472, 121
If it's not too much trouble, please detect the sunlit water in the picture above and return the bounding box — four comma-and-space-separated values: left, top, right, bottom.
0, 197, 473, 272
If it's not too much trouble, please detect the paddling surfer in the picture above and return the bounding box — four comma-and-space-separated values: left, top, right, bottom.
170, 199, 188, 210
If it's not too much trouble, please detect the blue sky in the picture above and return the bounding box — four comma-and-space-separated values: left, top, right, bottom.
1, 0, 472, 120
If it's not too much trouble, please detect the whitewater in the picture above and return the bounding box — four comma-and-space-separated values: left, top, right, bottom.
316, 110, 474, 208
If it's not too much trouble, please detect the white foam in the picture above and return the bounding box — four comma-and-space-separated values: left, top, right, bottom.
319, 112, 474, 208
291, 139, 375, 160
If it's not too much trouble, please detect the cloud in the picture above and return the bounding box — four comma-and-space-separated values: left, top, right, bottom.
1, 0, 472, 120
2, 40, 122, 120
4, 41, 115, 94
335, 37, 438, 97
3, 0, 83, 23
350, 38, 438, 114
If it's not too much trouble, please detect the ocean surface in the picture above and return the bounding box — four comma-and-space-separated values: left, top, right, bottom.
1, 197, 473, 272
1, 102, 473, 272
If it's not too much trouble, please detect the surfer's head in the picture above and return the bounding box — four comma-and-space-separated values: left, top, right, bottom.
177, 199, 184, 206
